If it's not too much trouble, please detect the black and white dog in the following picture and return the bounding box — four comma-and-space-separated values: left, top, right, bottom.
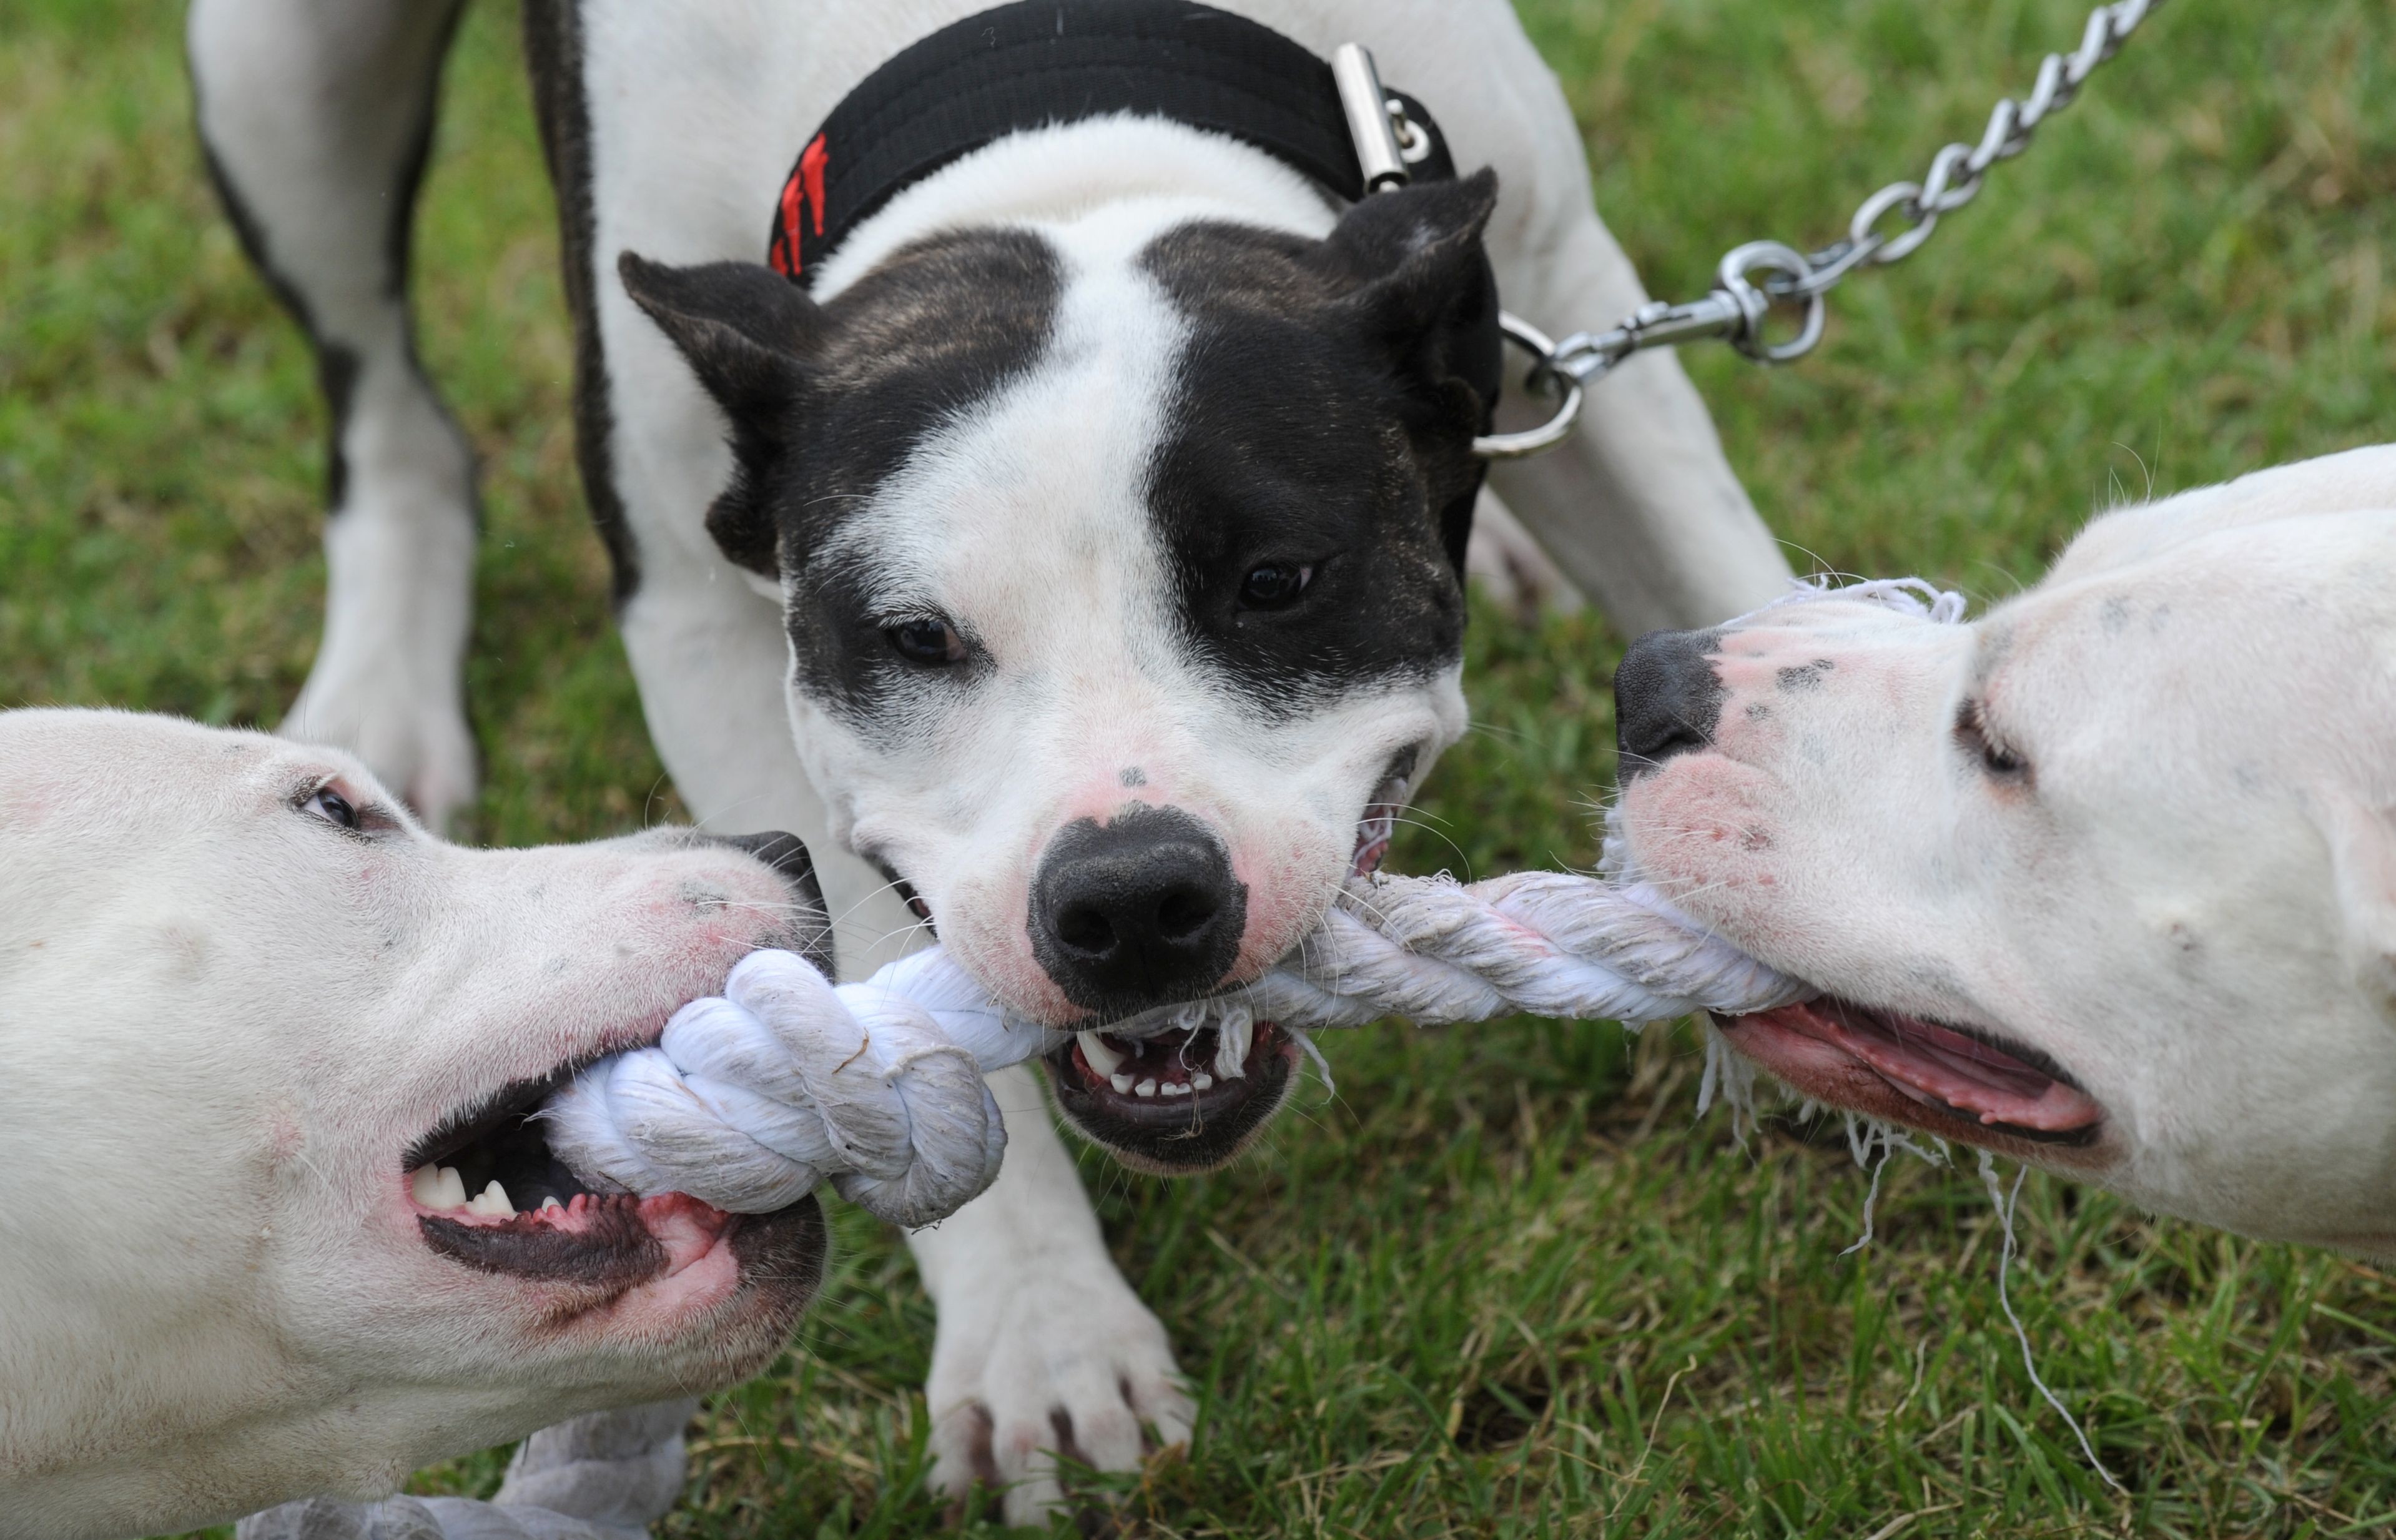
189, 0, 1791, 1517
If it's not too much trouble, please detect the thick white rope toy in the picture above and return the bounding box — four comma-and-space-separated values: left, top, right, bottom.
533, 872, 1812, 1225
538, 576, 1961, 1227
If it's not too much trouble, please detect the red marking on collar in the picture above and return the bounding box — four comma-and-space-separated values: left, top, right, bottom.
770, 132, 831, 277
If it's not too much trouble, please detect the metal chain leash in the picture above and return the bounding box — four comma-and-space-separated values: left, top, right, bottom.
1454, 0, 2166, 458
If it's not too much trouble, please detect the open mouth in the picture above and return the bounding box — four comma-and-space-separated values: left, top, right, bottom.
402, 1056, 801, 1291
1040, 1007, 1301, 1170
1048, 1012, 1286, 1117
1715, 999, 2106, 1147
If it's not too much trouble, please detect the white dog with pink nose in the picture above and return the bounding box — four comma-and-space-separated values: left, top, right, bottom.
1612, 443, 2396, 1259
0, 711, 977, 1540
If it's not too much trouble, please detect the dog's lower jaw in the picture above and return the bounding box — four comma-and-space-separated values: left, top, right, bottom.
1040, 1022, 1301, 1173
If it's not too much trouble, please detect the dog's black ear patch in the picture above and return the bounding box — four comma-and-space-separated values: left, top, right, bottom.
1311, 169, 1502, 417
1307, 169, 1501, 573
619, 253, 822, 576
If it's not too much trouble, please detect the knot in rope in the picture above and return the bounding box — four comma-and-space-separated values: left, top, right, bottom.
541, 950, 1015, 1229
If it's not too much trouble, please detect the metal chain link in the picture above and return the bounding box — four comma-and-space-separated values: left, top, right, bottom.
1474, 0, 2164, 458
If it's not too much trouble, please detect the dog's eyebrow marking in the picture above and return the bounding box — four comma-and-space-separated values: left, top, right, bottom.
1119, 766, 1146, 787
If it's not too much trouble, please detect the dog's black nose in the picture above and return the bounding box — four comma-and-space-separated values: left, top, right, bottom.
1614, 627, 1725, 780
1030, 806, 1246, 1014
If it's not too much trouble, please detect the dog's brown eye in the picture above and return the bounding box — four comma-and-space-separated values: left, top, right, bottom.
1956, 700, 2028, 779
305, 787, 360, 829
886, 617, 966, 666
1239, 561, 1314, 610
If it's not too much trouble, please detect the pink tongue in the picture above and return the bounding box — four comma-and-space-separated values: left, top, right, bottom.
1783, 1003, 2104, 1133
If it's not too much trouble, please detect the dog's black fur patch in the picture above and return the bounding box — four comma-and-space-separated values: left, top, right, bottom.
619, 231, 1063, 737
1140, 172, 1499, 715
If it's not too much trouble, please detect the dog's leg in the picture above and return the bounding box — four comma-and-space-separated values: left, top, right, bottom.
189, 0, 480, 831
1466, 487, 1584, 623
913, 1067, 1196, 1526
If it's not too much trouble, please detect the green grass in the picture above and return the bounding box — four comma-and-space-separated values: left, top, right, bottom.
4, 1, 2394, 1534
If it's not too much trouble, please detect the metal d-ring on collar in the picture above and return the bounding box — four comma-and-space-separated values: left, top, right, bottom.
1340, 0, 2167, 460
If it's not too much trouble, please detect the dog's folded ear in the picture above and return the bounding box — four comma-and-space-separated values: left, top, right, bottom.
1305, 167, 1501, 575
2315, 786, 2396, 1019
1309, 167, 1502, 428
619, 253, 823, 576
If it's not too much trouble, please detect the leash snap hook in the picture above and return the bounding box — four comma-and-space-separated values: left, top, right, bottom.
1717, 240, 1826, 365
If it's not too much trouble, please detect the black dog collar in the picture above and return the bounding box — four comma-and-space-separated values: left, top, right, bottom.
766, 0, 1458, 282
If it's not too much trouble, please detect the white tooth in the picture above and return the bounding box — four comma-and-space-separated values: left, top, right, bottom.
1215, 1010, 1253, 1080
435, 1166, 468, 1210
1110, 1073, 1134, 1093
410, 1166, 441, 1207
1161, 1081, 1190, 1097
466, 1179, 514, 1218
1192, 1073, 1214, 1091
1135, 1078, 1158, 1097
1077, 1029, 1127, 1078
540, 1195, 563, 1213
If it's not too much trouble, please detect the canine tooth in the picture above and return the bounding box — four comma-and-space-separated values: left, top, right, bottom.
1215, 1011, 1252, 1080
410, 1166, 442, 1208
1161, 1081, 1190, 1097
434, 1165, 468, 1210
1110, 1073, 1134, 1093
1135, 1078, 1158, 1097
1077, 1029, 1127, 1078
1192, 1072, 1214, 1091
466, 1179, 514, 1218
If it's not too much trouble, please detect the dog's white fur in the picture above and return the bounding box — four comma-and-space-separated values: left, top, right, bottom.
185, 0, 1795, 1516
0, 711, 824, 1540
1619, 445, 2396, 1257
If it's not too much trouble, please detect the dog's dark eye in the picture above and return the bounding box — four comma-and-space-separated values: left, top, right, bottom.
885, 617, 966, 666
1956, 700, 2029, 780
1238, 561, 1314, 610
305, 787, 360, 829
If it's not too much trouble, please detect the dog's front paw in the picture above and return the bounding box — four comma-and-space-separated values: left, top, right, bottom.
925, 1253, 1194, 1526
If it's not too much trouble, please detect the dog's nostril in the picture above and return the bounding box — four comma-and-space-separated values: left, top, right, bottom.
1055, 904, 1118, 957
1154, 884, 1217, 940
1614, 626, 1727, 779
